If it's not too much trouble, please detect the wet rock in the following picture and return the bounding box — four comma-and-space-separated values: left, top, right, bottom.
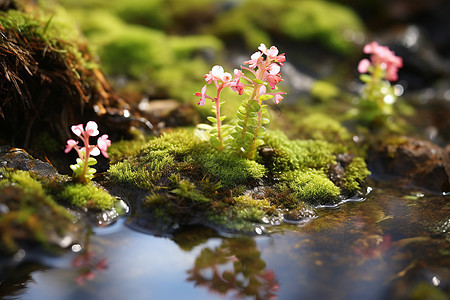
0, 146, 59, 180
368, 137, 450, 192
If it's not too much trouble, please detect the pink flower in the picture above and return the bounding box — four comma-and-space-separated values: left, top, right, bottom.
230, 79, 244, 95
65, 139, 78, 153
267, 63, 280, 75
267, 74, 283, 90
358, 59, 371, 73
195, 85, 207, 106
204, 71, 214, 84
258, 43, 267, 54
361, 41, 403, 81
266, 46, 279, 59
275, 53, 286, 65
274, 93, 284, 104
85, 121, 99, 137
71, 124, 84, 137
211, 65, 224, 80
244, 51, 263, 69
97, 134, 111, 158
259, 85, 286, 103
220, 72, 232, 83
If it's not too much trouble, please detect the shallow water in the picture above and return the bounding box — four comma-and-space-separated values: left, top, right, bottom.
1, 181, 449, 300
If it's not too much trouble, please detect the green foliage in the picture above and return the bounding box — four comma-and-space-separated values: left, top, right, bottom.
342, 157, 371, 192
108, 130, 199, 189
264, 130, 345, 172
107, 134, 151, 164
169, 174, 210, 203
279, 169, 340, 204
279, 0, 364, 53
70, 156, 97, 183
189, 143, 266, 187
310, 80, 340, 102
207, 195, 274, 230
0, 168, 75, 254
295, 113, 352, 143
61, 6, 223, 101
231, 101, 270, 159
113, 0, 170, 29
208, 0, 364, 53
60, 183, 117, 210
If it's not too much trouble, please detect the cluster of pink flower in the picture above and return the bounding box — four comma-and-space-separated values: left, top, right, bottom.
357, 41, 403, 81
195, 43, 286, 106
65, 121, 111, 159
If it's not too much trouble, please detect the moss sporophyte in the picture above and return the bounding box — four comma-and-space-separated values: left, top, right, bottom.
194, 43, 286, 159
65, 121, 111, 183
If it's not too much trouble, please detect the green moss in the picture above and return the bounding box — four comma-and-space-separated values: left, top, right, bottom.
59, 183, 117, 210
208, 0, 364, 53
279, 0, 364, 53
295, 113, 352, 143
0, 168, 76, 254
280, 169, 340, 204
113, 0, 170, 29
310, 81, 340, 102
342, 157, 371, 193
264, 130, 345, 172
189, 143, 266, 187
108, 129, 266, 189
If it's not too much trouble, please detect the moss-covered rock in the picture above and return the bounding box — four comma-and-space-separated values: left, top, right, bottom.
0, 168, 79, 254
107, 128, 370, 233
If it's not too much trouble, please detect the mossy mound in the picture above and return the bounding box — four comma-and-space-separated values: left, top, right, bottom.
107, 128, 370, 233
62, 7, 223, 101
0, 168, 77, 254
208, 0, 364, 53
0, 3, 128, 163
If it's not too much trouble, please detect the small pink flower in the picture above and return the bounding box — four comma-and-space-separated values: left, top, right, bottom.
65, 139, 78, 153
244, 51, 263, 69
274, 93, 284, 104
85, 121, 99, 137
220, 72, 232, 83
358, 59, 371, 73
195, 85, 207, 106
267, 74, 283, 90
267, 63, 280, 75
230, 79, 245, 95
266, 46, 279, 59
204, 71, 214, 84
97, 134, 111, 158
258, 43, 267, 54
211, 65, 225, 80
275, 53, 286, 65
71, 124, 84, 137
361, 41, 403, 81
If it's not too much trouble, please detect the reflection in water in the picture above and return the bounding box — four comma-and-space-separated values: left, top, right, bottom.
0, 183, 449, 299
71, 229, 108, 285
186, 237, 279, 299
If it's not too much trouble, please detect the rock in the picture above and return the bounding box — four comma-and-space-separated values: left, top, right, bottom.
368, 137, 450, 192
0, 146, 59, 180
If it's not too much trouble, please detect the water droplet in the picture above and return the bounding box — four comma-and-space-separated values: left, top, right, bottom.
72, 244, 82, 252
431, 276, 440, 287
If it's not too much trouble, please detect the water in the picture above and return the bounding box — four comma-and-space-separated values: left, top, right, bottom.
1, 181, 449, 299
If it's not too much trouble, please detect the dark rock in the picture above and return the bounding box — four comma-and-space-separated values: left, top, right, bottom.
368, 137, 450, 192
0, 146, 59, 179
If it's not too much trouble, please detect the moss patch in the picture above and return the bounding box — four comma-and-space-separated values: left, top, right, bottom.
108, 128, 370, 233
0, 168, 78, 254
59, 183, 117, 211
